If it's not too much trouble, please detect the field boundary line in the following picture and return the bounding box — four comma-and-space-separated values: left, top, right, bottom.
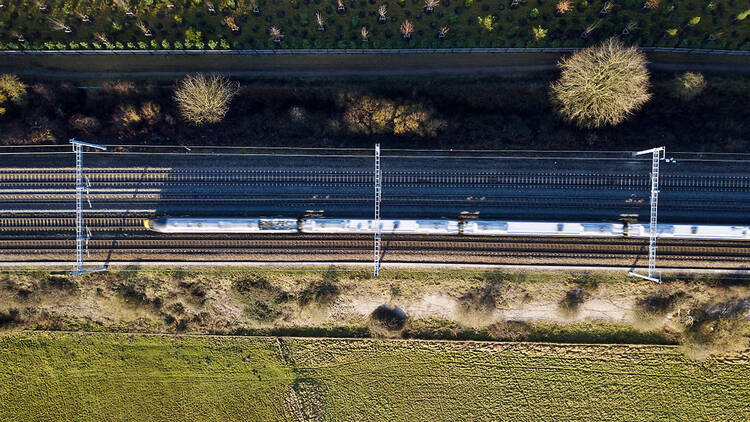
7, 329, 684, 347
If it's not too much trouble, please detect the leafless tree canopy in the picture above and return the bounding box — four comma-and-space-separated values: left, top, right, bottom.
378, 4, 387, 18
671, 72, 706, 101
550, 38, 651, 129
173, 74, 239, 125
400, 19, 413, 38
556, 0, 571, 15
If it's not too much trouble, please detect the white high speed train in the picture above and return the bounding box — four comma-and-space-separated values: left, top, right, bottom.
145, 217, 750, 240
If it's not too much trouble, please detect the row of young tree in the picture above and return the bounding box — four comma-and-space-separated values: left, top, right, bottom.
173, 39, 699, 130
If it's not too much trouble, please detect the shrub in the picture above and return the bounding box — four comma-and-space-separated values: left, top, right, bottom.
550, 38, 651, 128
173, 74, 239, 125
671, 72, 706, 101
343, 95, 396, 134
737, 9, 750, 21
477, 15, 496, 31
393, 104, 445, 136
0, 74, 27, 115
688, 16, 701, 25
0, 74, 27, 104
529, 7, 540, 18
532, 25, 547, 40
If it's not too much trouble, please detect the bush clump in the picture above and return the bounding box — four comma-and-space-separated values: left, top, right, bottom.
550, 38, 651, 129
173, 74, 239, 125
0, 74, 27, 115
670, 72, 706, 101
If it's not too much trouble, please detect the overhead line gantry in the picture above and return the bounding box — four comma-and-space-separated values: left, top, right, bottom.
374, 143, 382, 276
70, 139, 107, 277
629, 146, 665, 283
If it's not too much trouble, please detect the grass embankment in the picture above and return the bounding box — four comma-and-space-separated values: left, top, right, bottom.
1, 331, 749, 421
1, 0, 749, 50
1, 267, 748, 357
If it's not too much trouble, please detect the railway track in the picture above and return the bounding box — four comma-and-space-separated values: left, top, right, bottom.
1, 168, 749, 191
1, 235, 747, 268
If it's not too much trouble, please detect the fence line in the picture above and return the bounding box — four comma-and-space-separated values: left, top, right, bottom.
0, 47, 749, 56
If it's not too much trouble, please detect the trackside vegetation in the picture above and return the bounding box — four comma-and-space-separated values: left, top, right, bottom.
1, 71, 749, 150
1, 332, 749, 420
1, 0, 749, 50
551, 38, 651, 128
2, 268, 748, 358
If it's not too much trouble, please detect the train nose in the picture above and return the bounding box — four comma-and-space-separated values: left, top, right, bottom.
144, 218, 168, 233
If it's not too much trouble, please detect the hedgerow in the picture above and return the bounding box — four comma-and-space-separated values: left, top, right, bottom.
0, 0, 749, 50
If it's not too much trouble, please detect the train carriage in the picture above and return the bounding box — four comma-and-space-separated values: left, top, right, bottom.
144, 218, 299, 233
301, 219, 459, 234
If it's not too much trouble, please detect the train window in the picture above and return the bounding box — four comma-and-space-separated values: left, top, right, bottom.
557, 223, 564, 231
196, 222, 202, 227
691, 226, 698, 234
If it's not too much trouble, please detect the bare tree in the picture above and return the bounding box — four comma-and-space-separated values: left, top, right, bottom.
337, 0, 346, 12
378, 4, 387, 22
10, 30, 25, 43
250, 0, 260, 14
424, 0, 439, 12
622, 21, 637, 35
93, 32, 108, 44
551, 38, 651, 128
556, 0, 571, 15
136, 20, 151, 36
438, 26, 449, 39
225, 16, 240, 31
269, 26, 283, 43
34, 0, 47, 11
48, 17, 72, 33
400, 19, 413, 39
643, 0, 659, 9
361, 26, 369, 41
599, 0, 613, 16
114, 0, 134, 15
75, 11, 91, 22
316, 11, 326, 31
173, 74, 239, 125
580, 20, 601, 38
206, 1, 216, 13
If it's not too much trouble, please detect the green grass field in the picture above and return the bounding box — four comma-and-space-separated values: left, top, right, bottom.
1, 331, 748, 421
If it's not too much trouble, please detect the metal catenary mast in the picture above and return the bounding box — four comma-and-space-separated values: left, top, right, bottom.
70, 139, 107, 276
374, 143, 382, 276
629, 146, 665, 283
